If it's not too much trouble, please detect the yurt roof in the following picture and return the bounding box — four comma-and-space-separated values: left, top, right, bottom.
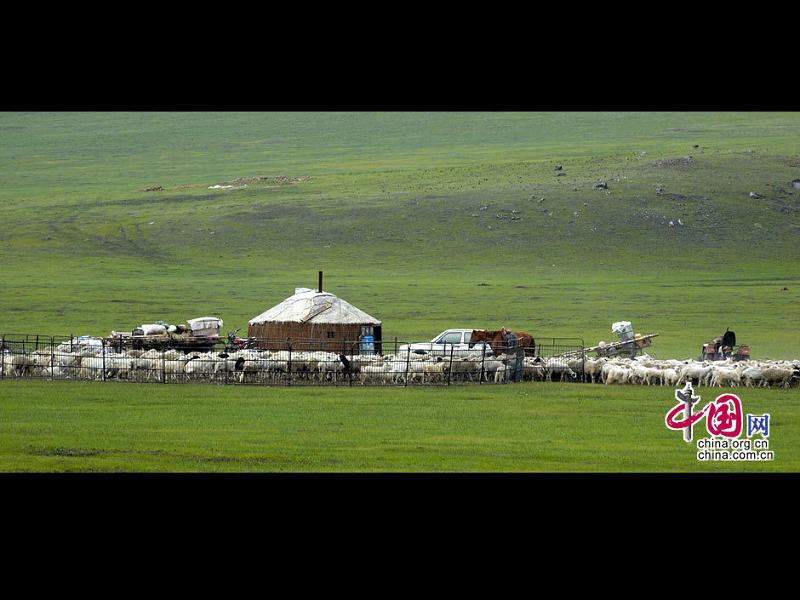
249, 288, 381, 325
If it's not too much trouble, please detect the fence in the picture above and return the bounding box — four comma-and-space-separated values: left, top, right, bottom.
0, 334, 584, 387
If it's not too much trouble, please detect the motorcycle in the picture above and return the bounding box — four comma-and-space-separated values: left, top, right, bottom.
225, 329, 257, 352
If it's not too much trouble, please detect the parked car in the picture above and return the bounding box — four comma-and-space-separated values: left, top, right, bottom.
397, 329, 490, 356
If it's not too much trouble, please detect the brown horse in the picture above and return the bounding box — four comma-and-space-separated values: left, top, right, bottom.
469, 329, 536, 357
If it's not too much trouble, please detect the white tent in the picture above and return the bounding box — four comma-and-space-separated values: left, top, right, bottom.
248, 288, 381, 325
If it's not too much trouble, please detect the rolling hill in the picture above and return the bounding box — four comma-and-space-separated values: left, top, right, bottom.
1, 112, 798, 358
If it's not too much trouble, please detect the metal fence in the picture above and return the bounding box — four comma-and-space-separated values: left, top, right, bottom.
0, 334, 584, 387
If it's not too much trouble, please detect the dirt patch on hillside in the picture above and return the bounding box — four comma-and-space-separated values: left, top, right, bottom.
220, 175, 311, 186
660, 192, 708, 202
29, 447, 108, 457
652, 156, 696, 168
166, 176, 310, 192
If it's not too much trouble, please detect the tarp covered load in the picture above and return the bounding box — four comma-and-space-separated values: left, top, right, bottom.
187, 317, 223, 338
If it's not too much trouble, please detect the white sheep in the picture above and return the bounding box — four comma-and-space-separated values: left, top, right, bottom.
603, 365, 630, 385
583, 358, 606, 383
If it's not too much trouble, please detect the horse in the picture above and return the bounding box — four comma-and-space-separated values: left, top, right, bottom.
468, 329, 536, 357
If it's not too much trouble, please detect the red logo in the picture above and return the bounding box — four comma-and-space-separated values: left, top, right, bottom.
666, 384, 743, 442
705, 394, 743, 438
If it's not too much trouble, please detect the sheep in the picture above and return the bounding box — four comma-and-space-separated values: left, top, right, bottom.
79, 356, 105, 380
549, 365, 578, 382
567, 358, 585, 379
316, 352, 348, 382
709, 367, 739, 388
235, 353, 273, 384
449, 357, 481, 382
388, 357, 412, 384
678, 363, 714, 387
185, 354, 215, 381
104, 353, 132, 380
53, 350, 80, 371
604, 365, 630, 385
481, 356, 505, 372
130, 352, 160, 382
583, 358, 606, 383
524, 362, 547, 381
740, 366, 763, 388
662, 368, 679, 387
360, 363, 393, 385
600, 362, 619, 384
542, 358, 577, 382
4, 337, 797, 391
631, 363, 662, 386
422, 357, 448, 383
163, 358, 188, 382
289, 351, 317, 380
708, 363, 748, 388
759, 367, 794, 388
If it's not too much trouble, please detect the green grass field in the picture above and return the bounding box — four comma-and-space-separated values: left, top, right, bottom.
0, 380, 794, 472
0, 111, 798, 471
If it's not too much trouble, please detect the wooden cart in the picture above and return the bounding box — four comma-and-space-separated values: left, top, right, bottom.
585, 333, 659, 358
106, 331, 220, 353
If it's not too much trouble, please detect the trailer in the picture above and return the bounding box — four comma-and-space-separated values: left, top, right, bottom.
585, 321, 658, 358
105, 316, 223, 353
584, 333, 658, 358
106, 331, 219, 353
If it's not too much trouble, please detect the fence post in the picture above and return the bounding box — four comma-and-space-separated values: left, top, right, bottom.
50, 337, 55, 381
161, 348, 166, 384
480, 342, 486, 384
35, 334, 40, 352
394, 337, 398, 356
447, 344, 454, 386
1, 335, 5, 380
287, 342, 292, 386
348, 342, 354, 387
404, 346, 410, 388
102, 339, 107, 382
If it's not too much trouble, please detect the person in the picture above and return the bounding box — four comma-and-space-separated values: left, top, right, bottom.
512, 344, 524, 382
338, 354, 351, 375
502, 328, 523, 383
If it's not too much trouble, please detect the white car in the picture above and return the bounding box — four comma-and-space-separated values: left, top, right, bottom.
397, 329, 491, 357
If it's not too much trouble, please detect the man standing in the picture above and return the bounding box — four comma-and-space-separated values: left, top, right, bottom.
502, 328, 524, 383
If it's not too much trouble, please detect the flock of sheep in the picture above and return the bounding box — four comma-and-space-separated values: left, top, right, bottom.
0, 343, 578, 385
2, 341, 799, 388
583, 355, 800, 389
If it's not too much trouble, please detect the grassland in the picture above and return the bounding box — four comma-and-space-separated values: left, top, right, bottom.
0, 111, 798, 472
1, 112, 799, 357
0, 380, 795, 472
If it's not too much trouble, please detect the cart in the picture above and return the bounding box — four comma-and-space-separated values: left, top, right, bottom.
106, 331, 220, 353
699, 329, 750, 361
106, 316, 223, 353
585, 321, 658, 358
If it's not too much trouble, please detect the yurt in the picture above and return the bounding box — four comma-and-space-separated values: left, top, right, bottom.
247, 275, 382, 353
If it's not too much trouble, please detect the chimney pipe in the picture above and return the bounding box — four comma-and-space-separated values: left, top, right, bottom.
318, 271, 323, 293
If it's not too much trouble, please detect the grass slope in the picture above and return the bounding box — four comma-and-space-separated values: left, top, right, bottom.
0, 112, 798, 473
1, 112, 798, 358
